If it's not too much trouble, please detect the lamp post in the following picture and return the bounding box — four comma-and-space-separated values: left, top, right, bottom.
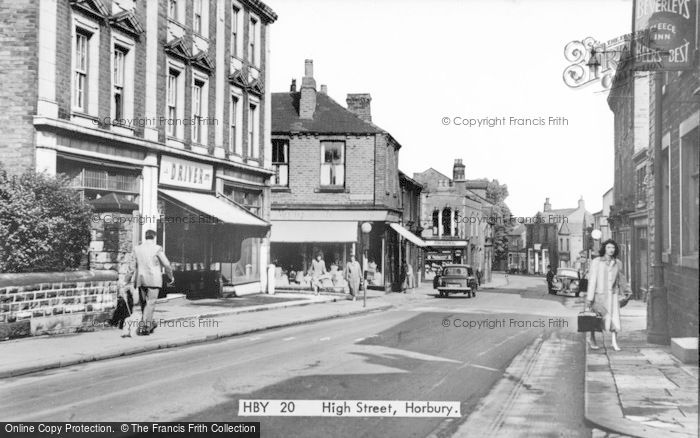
361, 222, 372, 308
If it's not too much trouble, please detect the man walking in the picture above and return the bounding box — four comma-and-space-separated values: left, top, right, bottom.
344, 254, 362, 301
126, 229, 174, 336
546, 264, 556, 295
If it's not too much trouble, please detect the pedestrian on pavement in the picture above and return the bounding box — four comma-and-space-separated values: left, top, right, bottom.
310, 252, 327, 295
405, 262, 415, 290
125, 229, 174, 336
400, 259, 408, 293
585, 239, 631, 351
476, 268, 482, 286
546, 265, 556, 294
344, 254, 362, 301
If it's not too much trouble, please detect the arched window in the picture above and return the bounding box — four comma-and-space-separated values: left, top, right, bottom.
432, 210, 439, 230
442, 207, 452, 236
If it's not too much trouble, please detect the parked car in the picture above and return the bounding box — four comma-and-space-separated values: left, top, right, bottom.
434, 264, 478, 298
551, 267, 585, 297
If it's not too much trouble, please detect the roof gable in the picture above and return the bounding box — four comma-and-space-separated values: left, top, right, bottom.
109, 10, 144, 38
70, 0, 108, 20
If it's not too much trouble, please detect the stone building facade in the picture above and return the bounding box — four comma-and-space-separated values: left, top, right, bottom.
0, 0, 277, 298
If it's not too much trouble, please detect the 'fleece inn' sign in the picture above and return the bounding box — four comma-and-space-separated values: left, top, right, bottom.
634, 0, 698, 70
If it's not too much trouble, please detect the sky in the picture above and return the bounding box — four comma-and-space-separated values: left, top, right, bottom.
265, 0, 633, 217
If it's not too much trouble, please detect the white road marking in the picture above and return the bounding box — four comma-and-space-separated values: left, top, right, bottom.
354, 337, 366, 342
319, 337, 331, 341
283, 337, 295, 341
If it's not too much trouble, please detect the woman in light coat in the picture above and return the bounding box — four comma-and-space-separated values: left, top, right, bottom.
585, 239, 632, 351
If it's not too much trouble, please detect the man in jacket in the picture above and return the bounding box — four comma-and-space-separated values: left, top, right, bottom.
344, 254, 362, 301
126, 229, 174, 335
546, 265, 556, 295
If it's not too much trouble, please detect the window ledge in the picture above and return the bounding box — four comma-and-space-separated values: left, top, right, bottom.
271, 186, 291, 192
316, 186, 347, 193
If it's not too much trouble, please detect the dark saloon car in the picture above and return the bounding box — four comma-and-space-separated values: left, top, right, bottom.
434, 264, 478, 298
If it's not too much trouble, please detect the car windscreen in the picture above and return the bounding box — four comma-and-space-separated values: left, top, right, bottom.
443, 267, 471, 276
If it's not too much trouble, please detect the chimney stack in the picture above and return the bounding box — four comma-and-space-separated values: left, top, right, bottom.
299, 59, 316, 119
320, 84, 327, 94
290, 79, 297, 92
453, 158, 465, 181
578, 196, 585, 210
544, 198, 551, 212
346, 93, 372, 122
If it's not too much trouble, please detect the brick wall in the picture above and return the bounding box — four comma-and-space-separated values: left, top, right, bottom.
55, 0, 71, 120
647, 68, 700, 338
0, 270, 119, 340
271, 134, 376, 205
0, 0, 38, 174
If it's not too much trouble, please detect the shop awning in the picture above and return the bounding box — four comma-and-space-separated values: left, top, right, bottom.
158, 189, 269, 228
423, 239, 469, 247
389, 223, 426, 247
270, 220, 357, 243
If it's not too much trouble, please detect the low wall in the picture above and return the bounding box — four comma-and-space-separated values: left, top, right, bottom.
0, 270, 119, 340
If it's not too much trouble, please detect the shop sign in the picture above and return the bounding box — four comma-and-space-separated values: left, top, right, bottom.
159, 155, 213, 191
634, 0, 698, 70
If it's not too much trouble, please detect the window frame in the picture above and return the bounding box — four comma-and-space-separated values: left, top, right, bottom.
247, 99, 259, 158
231, 3, 241, 59
248, 17, 257, 66
271, 138, 289, 186
680, 115, 699, 259
320, 140, 346, 187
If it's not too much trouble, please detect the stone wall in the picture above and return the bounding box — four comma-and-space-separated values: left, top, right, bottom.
0, 270, 118, 340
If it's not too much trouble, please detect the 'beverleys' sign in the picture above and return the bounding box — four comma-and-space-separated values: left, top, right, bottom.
634, 0, 698, 70
159, 155, 213, 191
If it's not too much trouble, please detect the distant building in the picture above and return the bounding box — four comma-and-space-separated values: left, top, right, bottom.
269, 60, 417, 291
526, 197, 593, 274
413, 159, 495, 282
506, 223, 526, 273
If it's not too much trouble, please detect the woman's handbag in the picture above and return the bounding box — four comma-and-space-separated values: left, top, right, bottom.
578, 301, 603, 332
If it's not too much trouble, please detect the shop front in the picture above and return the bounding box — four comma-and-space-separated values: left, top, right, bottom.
157, 155, 270, 299
423, 239, 469, 279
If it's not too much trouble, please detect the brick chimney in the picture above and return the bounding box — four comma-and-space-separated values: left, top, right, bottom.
346, 93, 372, 122
453, 158, 465, 181
290, 79, 297, 92
299, 59, 316, 119
543, 197, 551, 212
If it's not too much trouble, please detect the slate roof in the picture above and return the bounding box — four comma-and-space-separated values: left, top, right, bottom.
272, 92, 385, 135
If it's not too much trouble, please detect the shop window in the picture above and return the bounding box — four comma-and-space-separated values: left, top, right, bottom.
681, 127, 698, 256
272, 139, 289, 186
320, 141, 344, 186
222, 237, 259, 285
58, 158, 139, 203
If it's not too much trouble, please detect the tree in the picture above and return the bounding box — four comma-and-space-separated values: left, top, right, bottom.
0, 168, 92, 273
485, 179, 513, 265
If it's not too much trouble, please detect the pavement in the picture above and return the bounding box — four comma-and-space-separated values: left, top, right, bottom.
584, 300, 699, 438
0, 290, 392, 379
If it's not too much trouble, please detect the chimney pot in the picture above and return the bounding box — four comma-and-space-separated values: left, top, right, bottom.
544, 198, 552, 212
453, 158, 465, 181
304, 59, 313, 77
320, 84, 327, 94
290, 79, 297, 92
